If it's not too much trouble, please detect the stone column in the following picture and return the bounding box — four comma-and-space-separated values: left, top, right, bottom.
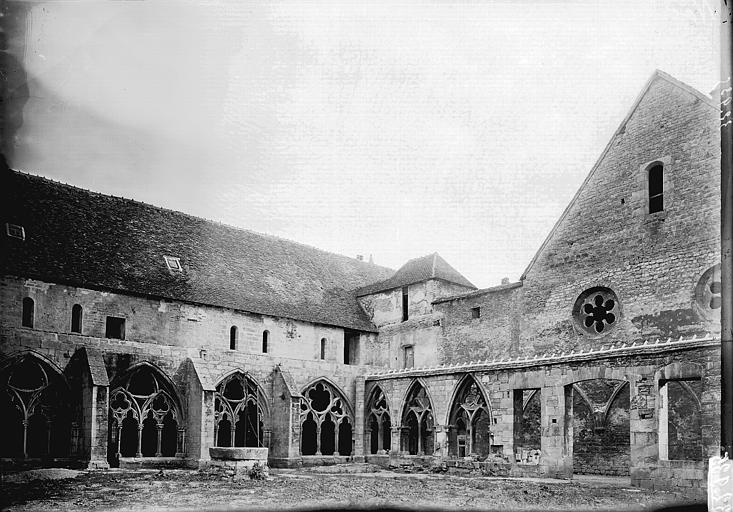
334, 419, 340, 456
629, 371, 657, 489
434, 425, 449, 458
540, 384, 571, 478
22, 419, 28, 458
136, 423, 143, 458
156, 424, 163, 457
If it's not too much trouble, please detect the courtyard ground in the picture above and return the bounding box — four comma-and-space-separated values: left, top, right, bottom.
0, 465, 705, 511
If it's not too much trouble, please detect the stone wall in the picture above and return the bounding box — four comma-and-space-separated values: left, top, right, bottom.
0, 276, 376, 365
366, 340, 719, 494
433, 74, 720, 366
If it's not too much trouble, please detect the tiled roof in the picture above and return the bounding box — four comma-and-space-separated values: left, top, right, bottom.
356, 252, 475, 296
1, 170, 394, 331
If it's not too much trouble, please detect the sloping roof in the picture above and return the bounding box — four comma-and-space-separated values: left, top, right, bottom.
356, 252, 475, 296
433, 281, 522, 304
1, 170, 394, 331
520, 69, 718, 280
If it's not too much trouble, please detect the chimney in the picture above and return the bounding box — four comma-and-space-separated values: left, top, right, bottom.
356, 255, 363, 261
501, 277, 510, 285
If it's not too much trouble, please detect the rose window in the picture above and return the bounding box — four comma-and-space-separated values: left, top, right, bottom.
573, 287, 620, 336
695, 264, 721, 319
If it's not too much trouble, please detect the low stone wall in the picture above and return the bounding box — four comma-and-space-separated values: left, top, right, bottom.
632, 460, 706, 496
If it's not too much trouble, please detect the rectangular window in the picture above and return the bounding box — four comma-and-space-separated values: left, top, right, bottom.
344, 331, 359, 365
105, 316, 126, 340
403, 345, 414, 369
471, 306, 481, 319
401, 286, 409, 322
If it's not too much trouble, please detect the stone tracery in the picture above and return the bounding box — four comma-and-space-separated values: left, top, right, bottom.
299, 380, 353, 456
400, 381, 434, 455
366, 386, 391, 454
214, 372, 267, 448
448, 377, 491, 458
109, 364, 184, 459
0, 354, 73, 459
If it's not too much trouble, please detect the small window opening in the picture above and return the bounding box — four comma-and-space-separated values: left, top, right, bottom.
230, 326, 238, 350
262, 330, 269, 353
401, 286, 409, 322
403, 345, 414, 369
648, 164, 664, 214
343, 331, 359, 365
320, 338, 327, 360
6, 223, 25, 240
471, 306, 481, 319
71, 304, 83, 333
164, 255, 182, 272
105, 316, 126, 340
22, 297, 34, 328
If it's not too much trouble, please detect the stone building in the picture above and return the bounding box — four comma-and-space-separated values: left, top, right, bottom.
0, 70, 722, 494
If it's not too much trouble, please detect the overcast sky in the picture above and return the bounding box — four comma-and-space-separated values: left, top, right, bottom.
8, 0, 721, 288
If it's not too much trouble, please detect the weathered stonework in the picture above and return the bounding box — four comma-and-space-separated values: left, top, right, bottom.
0, 70, 721, 496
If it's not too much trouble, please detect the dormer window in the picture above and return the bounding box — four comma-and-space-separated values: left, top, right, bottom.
164, 256, 182, 272
6, 223, 25, 240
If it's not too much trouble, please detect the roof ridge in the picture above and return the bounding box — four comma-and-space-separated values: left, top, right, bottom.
10, 169, 394, 274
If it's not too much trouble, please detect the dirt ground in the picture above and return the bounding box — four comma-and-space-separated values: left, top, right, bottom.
0, 466, 703, 511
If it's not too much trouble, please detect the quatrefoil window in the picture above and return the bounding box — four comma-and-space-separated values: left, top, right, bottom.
573, 287, 620, 336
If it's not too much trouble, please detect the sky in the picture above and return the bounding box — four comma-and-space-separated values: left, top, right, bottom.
6, 0, 721, 288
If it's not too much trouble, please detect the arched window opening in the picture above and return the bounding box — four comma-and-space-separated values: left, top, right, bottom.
448, 378, 491, 458
366, 387, 391, 455
320, 338, 327, 360
71, 304, 83, 334
660, 379, 703, 461
0, 355, 73, 459
513, 389, 541, 464
570, 379, 630, 475
22, 297, 34, 328
648, 164, 664, 214
262, 331, 269, 353
400, 382, 433, 456
214, 372, 267, 448
230, 326, 238, 350
108, 364, 184, 460
299, 380, 353, 456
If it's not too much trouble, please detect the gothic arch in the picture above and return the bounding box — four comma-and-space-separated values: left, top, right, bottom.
365, 384, 392, 454
0, 352, 74, 458
446, 374, 492, 458
299, 378, 354, 456
108, 362, 185, 460
399, 379, 435, 456
213, 371, 269, 448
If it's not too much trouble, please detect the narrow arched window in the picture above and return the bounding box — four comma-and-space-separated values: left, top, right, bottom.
22, 297, 34, 328
648, 164, 664, 214
320, 338, 327, 360
262, 331, 269, 353
230, 326, 238, 350
71, 304, 83, 333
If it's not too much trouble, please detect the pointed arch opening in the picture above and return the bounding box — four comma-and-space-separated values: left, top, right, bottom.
366, 385, 391, 455
400, 380, 434, 456
299, 379, 353, 456
0, 353, 74, 459
447, 376, 491, 458
108, 363, 185, 461
214, 372, 268, 448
